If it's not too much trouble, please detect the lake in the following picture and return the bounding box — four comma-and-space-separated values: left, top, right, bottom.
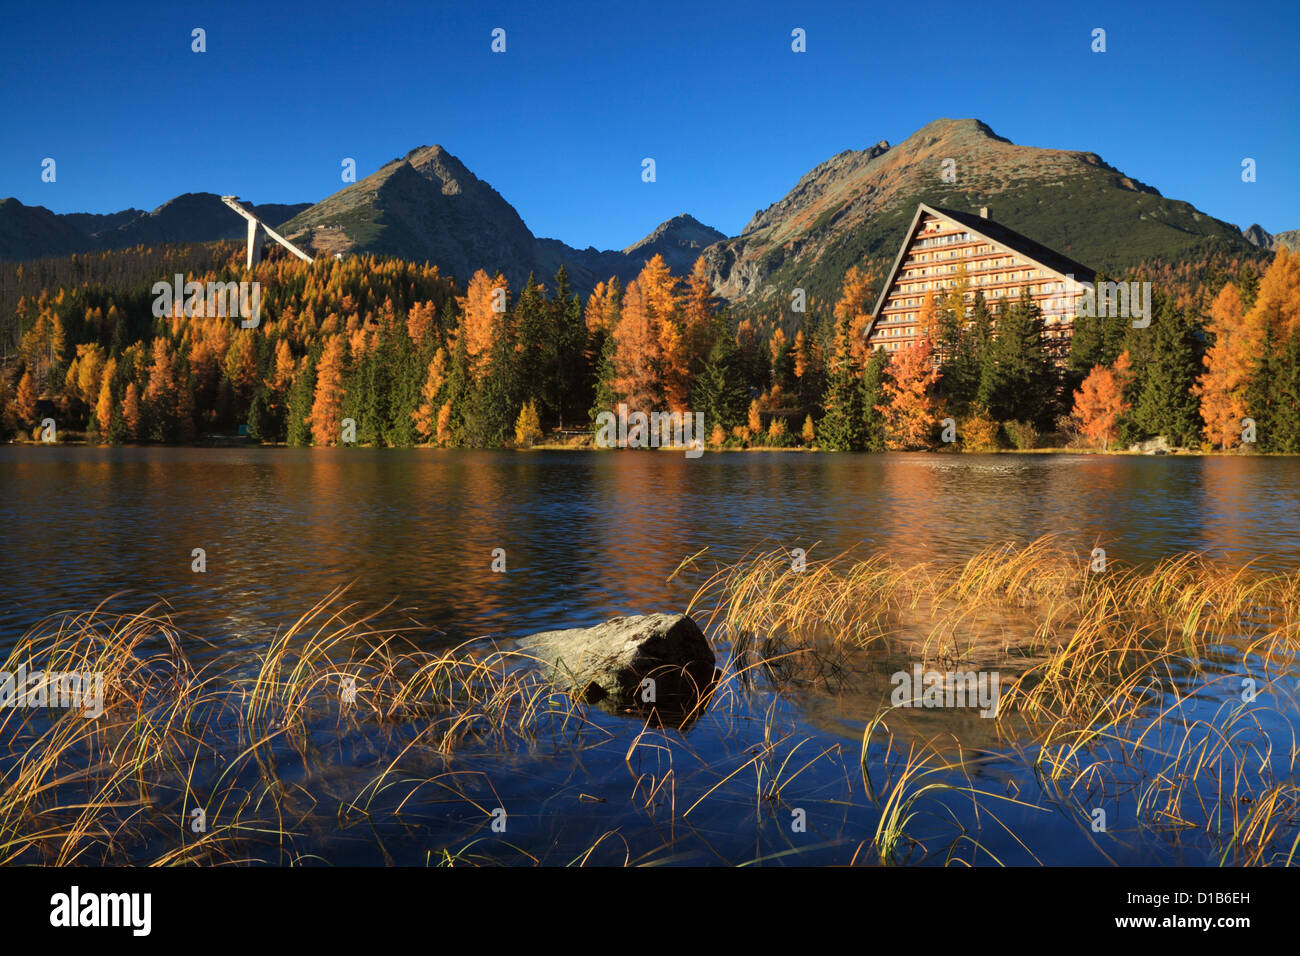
2, 447, 1299, 865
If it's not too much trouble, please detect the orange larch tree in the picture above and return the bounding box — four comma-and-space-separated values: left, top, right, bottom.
834, 265, 875, 368
16, 370, 38, 423
412, 347, 449, 440
662, 256, 716, 410
609, 277, 662, 410
308, 336, 348, 446
1073, 352, 1132, 450
458, 270, 509, 381
94, 357, 117, 435
1193, 283, 1254, 449
584, 280, 620, 337
880, 337, 941, 450
122, 383, 142, 439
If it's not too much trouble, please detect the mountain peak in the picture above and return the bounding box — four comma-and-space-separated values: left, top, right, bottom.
1242, 223, 1274, 248
621, 214, 725, 273
702, 117, 1261, 305
911, 117, 1011, 144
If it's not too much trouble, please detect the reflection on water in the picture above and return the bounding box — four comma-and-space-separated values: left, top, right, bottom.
4, 447, 1299, 656
3, 447, 1299, 865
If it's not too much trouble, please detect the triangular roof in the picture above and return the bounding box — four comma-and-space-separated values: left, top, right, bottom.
868, 203, 1097, 322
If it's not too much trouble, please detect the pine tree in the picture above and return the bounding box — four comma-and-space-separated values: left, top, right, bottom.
691, 334, 750, 432
468, 307, 520, 446
978, 290, 1057, 429
286, 355, 317, 448
861, 347, 888, 452
550, 265, 588, 428
512, 275, 553, 417
817, 313, 866, 451
1131, 296, 1202, 447
947, 289, 990, 411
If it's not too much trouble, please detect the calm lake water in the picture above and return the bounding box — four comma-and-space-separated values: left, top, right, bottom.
4, 447, 1298, 650
2, 447, 1299, 865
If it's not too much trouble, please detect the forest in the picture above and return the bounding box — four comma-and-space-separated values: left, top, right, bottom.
0, 240, 1297, 453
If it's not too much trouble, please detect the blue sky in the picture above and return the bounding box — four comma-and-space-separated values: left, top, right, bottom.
2, 0, 1297, 248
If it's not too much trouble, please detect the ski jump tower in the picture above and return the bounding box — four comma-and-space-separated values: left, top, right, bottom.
220, 195, 315, 269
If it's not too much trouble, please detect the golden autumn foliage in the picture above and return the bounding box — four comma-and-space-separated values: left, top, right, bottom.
459, 270, 508, 381
917, 291, 939, 343
514, 399, 543, 447
1193, 283, 1253, 449
1193, 249, 1300, 448
122, 383, 141, 439
94, 358, 116, 434
793, 329, 810, 379
16, 370, 38, 423
224, 332, 259, 403
658, 257, 715, 411
881, 337, 941, 450
833, 265, 875, 368
66, 343, 106, 408
1073, 352, 1132, 450
801, 414, 815, 444
584, 280, 619, 336
609, 277, 661, 409
406, 300, 438, 348
1252, 246, 1300, 338
271, 339, 296, 393
435, 401, 453, 447
308, 337, 348, 446
144, 337, 194, 437
412, 348, 449, 440
959, 404, 1001, 452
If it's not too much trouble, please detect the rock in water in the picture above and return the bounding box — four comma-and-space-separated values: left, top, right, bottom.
517, 613, 716, 709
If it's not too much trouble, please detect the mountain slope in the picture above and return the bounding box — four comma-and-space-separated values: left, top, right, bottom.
0, 193, 309, 262
0, 198, 93, 260
280, 145, 538, 286
1242, 223, 1300, 253
280, 145, 724, 294
703, 118, 1265, 310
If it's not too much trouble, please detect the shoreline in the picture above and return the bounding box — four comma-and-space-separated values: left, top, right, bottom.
2, 437, 1286, 457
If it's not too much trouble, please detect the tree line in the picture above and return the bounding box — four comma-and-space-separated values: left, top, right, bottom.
0, 242, 1296, 453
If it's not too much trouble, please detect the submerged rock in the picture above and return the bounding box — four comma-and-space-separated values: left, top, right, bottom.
517, 613, 716, 710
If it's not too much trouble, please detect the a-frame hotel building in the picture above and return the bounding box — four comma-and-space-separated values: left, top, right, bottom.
865, 203, 1096, 357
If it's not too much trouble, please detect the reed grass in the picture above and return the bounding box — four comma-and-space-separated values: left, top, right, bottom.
2, 537, 1297, 865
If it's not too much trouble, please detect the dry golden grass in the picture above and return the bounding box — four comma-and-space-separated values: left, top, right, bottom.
686, 536, 1300, 865
3, 538, 1298, 866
